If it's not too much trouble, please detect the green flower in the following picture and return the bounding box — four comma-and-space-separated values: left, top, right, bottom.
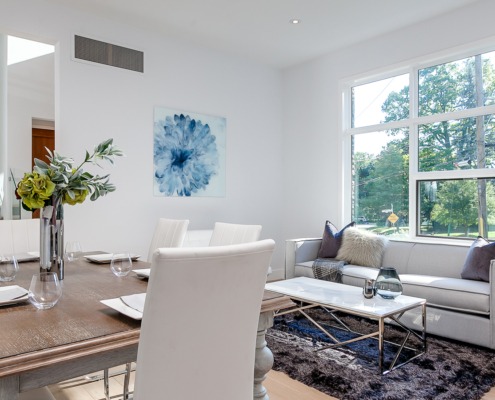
16, 139, 124, 211
63, 189, 89, 205
17, 172, 56, 210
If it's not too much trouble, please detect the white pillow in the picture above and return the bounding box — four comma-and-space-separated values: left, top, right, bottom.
336, 227, 387, 268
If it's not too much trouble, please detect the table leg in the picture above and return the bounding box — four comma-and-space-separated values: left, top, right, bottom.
0, 375, 19, 400
254, 311, 275, 400
378, 318, 385, 374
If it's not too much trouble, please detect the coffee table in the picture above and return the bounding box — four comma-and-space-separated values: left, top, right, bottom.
265, 277, 427, 374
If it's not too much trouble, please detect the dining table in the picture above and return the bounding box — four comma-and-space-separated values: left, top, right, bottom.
0, 253, 293, 400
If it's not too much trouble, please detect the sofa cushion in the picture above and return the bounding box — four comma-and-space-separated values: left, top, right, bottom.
341, 265, 381, 287
317, 220, 355, 258
341, 266, 489, 315
401, 274, 490, 315
295, 261, 489, 315
337, 227, 387, 268
461, 237, 495, 282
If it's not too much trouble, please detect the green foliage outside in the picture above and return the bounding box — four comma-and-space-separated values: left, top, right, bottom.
352, 54, 495, 238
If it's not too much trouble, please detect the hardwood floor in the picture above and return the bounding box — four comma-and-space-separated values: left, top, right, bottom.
48, 366, 495, 400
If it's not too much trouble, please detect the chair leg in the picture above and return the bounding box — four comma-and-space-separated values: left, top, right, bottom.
123, 362, 132, 399
103, 368, 110, 400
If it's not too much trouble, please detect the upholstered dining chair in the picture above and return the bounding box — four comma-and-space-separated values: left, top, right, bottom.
104, 217, 189, 400
132, 239, 275, 400
208, 221, 262, 246
0, 218, 39, 254
119, 221, 260, 399
146, 217, 190, 261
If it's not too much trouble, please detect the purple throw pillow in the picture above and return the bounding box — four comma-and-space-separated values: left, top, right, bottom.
317, 220, 356, 259
461, 237, 495, 282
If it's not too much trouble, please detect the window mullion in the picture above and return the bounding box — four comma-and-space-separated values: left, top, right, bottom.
409, 66, 419, 239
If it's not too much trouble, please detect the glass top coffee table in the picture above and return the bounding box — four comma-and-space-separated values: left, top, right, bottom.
265, 277, 427, 374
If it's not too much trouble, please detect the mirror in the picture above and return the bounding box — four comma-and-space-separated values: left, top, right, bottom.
0, 34, 55, 220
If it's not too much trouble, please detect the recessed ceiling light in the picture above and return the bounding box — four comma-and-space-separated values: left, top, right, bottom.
290, 19, 301, 24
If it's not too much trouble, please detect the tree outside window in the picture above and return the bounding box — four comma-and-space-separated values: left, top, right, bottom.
348, 50, 495, 239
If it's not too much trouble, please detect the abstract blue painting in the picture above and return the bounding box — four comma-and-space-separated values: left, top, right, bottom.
153, 107, 226, 197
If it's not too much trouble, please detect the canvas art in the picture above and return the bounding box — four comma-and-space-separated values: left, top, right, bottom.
153, 107, 226, 197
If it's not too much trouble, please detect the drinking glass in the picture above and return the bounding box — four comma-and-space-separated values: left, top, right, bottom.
66, 241, 83, 262
110, 253, 133, 277
0, 255, 19, 282
29, 272, 63, 310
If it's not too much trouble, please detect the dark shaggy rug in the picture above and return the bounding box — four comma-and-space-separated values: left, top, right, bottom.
266, 309, 495, 400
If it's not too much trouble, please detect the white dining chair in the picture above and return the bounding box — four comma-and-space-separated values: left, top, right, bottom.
208, 221, 262, 246
119, 221, 261, 399
105, 217, 189, 400
146, 218, 190, 261
0, 219, 39, 254
132, 239, 275, 400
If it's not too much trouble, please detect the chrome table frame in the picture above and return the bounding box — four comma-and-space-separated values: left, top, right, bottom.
266, 277, 427, 375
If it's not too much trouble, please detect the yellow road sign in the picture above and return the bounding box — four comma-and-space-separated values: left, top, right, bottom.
387, 213, 399, 224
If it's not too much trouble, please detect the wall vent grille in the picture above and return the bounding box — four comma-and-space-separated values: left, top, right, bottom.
74, 35, 144, 73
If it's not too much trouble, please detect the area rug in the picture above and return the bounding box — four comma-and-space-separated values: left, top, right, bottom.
266, 309, 495, 400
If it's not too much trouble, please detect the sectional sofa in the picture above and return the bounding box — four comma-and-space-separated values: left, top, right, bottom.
285, 237, 495, 349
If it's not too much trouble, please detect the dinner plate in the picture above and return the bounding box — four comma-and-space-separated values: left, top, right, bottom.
0, 285, 29, 306
14, 251, 40, 263
84, 253, 141, 264
134, 268, 150, 278
100, 293, 146, 320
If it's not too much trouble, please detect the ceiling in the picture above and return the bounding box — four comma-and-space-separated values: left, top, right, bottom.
46, 0, 479, 69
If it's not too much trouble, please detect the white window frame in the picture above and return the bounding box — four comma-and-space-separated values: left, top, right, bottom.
341, 37, 495, 243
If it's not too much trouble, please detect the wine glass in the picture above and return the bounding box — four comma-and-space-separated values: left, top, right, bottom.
0, 255, 19, 282
110, 253, 133, 277
28, 272, 63, 310
65, 241, 83, 262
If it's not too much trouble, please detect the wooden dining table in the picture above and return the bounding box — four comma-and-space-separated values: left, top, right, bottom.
0, 254, 293, 400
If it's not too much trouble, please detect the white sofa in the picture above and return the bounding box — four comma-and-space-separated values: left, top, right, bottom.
285, 237, 495, 349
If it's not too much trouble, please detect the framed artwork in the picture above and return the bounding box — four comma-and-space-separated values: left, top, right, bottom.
153, 107, 226, 197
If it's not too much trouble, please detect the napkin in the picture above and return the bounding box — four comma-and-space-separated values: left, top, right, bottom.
0, 286, 29, 303
120, 293, 146, 313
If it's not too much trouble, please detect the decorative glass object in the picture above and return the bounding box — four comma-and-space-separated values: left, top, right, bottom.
363, 279, 375, 299
374, 267, 403, 299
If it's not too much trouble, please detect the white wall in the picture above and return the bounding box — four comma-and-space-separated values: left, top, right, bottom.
281, 0, 495, 241
0, 0, 285, 274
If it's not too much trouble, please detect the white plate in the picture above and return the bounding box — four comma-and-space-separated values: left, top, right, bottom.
14, 252, 40, 263
0, 285, 29, 306
84, 253, 141, 264
134, 268, 150, 278
101, 295, 145, 320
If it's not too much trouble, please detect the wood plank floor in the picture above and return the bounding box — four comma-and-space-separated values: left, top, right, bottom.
48, 366, 495, 400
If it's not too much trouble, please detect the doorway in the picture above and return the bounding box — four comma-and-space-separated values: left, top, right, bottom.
31, 120, 55, 218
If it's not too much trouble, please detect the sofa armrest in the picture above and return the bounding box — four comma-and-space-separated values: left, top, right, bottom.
490, 259, 495, 348
285, 238, 322, 279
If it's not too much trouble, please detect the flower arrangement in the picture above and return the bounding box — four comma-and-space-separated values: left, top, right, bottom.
16, 138, 124, 211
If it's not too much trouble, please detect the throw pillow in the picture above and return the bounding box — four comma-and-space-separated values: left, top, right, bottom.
317, 220, 356, 258
336, 227, 387, 268
461, 236, 495, 282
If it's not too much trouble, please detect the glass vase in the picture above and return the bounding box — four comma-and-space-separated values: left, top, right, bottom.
374, 267, 402, 299
39, 196, 64, 280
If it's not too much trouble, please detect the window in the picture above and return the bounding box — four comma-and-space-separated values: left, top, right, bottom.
344, 45, 495, 240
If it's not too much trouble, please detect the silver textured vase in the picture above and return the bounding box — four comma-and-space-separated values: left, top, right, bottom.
39, 197, 64, 280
